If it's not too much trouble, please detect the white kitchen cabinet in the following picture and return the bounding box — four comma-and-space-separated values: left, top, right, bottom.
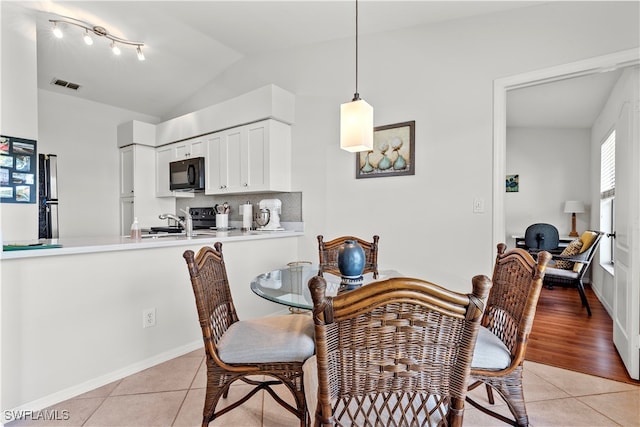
205, 119, 291, 195
118, 144, 174, 234
174, 137, 205, 160
119, 197, 135, 236
155, 145, 173, 197
155, 141, 198, 198
120, 145, 135, 198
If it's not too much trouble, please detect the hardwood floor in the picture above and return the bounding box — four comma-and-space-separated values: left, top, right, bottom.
526, 284, 640, 385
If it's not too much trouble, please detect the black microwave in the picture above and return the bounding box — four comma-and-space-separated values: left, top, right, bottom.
169, 157, 205, 191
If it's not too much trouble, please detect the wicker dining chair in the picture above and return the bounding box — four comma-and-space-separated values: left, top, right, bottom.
317, 234, 379, 279
305, 274, 492, 427
183, 242, 314, 426
466, 244, 551, 427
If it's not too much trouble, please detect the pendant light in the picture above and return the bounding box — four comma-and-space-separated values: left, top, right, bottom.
340, 0, 373, 152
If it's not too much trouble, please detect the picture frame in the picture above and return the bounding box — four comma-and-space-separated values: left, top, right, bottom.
0, 135, 37, 204
356, 120, 415, 179
506, 174, 519, 192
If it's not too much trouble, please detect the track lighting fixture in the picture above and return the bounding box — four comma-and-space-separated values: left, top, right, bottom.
49, 15, 145, 61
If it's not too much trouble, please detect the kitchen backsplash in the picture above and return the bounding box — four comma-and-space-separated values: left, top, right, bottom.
175, 192, 302, 223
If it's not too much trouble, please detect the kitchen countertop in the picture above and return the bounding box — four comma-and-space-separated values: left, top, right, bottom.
1, 229, 303, 260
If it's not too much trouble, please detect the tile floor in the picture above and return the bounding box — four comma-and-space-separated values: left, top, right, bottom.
7, 348, 640, 427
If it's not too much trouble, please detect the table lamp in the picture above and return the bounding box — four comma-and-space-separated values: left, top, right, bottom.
564, 200, 585, 237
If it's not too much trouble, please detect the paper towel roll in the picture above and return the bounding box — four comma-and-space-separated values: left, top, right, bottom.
240, 203, 253, 230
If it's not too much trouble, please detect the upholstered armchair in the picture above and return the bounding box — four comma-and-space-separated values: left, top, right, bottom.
543, 230, 605, 316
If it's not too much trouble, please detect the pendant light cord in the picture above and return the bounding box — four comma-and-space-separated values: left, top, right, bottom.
353, 0, 360, 101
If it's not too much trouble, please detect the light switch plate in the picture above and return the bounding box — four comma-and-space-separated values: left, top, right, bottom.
473, 198, 485, 213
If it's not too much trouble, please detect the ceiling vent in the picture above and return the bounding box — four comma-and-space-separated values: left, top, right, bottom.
51, 78, 81, 91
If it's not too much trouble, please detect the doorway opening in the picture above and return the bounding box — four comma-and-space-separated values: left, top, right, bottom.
492, 49, 639, 382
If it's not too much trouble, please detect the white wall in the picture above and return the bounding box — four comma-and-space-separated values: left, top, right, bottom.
0, 1, 39, 418
505, 127, 591, 246
37, 90, 159, 238
166, 1, 640, 292
0, 3, 39, 242
2, 237, 298, 411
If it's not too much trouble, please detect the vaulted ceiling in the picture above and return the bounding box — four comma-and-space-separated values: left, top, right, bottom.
13, 1, 620, 128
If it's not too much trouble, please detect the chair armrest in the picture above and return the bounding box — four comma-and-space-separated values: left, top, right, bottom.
551, 252, 589, 263
530, 247, 564, 256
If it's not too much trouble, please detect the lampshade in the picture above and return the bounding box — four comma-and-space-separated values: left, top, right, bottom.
340, 0, 374, 153
564, 200, 585, 214
340, 98, 373, 152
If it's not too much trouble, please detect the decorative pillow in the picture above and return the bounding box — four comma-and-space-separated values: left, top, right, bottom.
554, 239, 583, 270
579, 231, 597, 254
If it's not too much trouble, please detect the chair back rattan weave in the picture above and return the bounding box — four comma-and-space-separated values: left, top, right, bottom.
466, 243, 551, 427
483, 244, 551, 357
308, 274, 491, 427
317, 234, 379, 279
183, 243, 308, 426
184, 242, 238, 361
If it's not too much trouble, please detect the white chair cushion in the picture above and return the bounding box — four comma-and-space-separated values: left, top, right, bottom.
471, 326, 512, 370
217, 314, 315, 363
545, 266, 580, 279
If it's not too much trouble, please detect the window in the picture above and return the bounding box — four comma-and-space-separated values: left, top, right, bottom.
600, 130, 615, 267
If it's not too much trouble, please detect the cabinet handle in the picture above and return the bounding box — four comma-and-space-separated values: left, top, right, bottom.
243, 183, 248, 187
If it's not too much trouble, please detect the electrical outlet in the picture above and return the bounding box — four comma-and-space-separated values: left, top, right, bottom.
143, 308, 156, 328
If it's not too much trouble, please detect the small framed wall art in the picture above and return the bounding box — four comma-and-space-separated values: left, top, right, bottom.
506, 174, 519, 192
0, 135, 37, 203
356, 120, 415, 179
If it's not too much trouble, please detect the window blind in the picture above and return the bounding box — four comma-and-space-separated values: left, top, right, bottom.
600, 130, 615, 199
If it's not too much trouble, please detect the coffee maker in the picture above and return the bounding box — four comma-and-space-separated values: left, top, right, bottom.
256, 199, 284, 231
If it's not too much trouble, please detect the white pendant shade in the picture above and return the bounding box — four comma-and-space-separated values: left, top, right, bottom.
340, 98, 374, 152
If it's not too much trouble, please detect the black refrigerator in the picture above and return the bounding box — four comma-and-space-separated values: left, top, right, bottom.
38, 154, 59, 239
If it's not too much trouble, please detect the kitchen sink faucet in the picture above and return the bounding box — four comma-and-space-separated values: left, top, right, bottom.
159, 208, 194, 237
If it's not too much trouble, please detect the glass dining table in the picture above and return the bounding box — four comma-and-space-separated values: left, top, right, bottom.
250, 263, 400, 311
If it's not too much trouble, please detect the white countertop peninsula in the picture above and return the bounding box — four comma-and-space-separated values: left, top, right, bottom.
1, 228, 303, 259
1, 229, 302, 413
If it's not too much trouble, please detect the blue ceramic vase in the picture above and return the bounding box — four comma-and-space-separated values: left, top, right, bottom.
337, 240, 366, 288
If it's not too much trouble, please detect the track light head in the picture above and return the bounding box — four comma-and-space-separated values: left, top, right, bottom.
136, 46, 145, 61
83, 30, 93, 45
111, 42, 121, 55
52, 23, 63, 39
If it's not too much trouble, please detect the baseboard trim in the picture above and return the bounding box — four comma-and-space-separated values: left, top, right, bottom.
4, 340, 203, 420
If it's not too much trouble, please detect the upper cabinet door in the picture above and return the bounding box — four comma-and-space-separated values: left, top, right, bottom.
120, 146, 135, 197
174, 138, 205, 159
225, 127, 244, 192
155, 145, 173, 197
204, 119, 291, 195
205, 132, 225, 192
244, 123, 267, 190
